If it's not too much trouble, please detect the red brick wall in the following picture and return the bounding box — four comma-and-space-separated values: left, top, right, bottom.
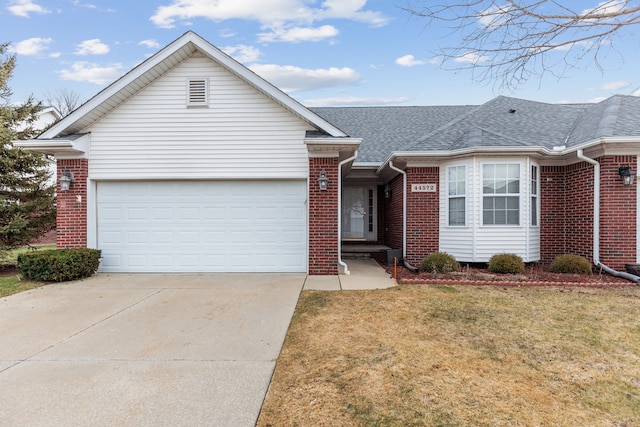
405, 167, 439, 266
56, 159, 88, 248
308, 157, 339, 275
540, 166, 567, 262
541, 156, 637, 270
383, 175, 404, 251
599, 155, 637, 269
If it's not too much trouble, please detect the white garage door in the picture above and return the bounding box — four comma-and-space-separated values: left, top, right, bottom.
97, 181, 307, 273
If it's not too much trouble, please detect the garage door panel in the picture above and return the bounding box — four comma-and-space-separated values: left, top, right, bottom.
97, 181, 307, 272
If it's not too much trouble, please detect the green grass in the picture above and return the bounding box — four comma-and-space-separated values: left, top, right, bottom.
0, 273, 43, 297
0, 245, 55, 297
0, 244, 56, 264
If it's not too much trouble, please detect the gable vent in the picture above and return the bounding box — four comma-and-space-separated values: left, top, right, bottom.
188, 79, 208, 106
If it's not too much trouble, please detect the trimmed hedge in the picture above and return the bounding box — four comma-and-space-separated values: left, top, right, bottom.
549, 254, 592, 274
17, 248, 101, 282
421, 251, 460, 273
488, 253, 525, 274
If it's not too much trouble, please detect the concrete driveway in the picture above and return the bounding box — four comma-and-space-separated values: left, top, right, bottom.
0, 273, 304, 427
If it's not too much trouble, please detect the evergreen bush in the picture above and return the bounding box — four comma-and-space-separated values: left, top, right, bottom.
548, 254, 592, 274
17, 248, 101, 282
488, 253, 525, 274
421, 252, 460, 273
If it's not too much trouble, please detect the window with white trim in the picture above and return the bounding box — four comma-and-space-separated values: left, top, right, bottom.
187, 78, 208, 106
531, 165, 538, 226
482, 164, 520, 225
448, 165, 466, 226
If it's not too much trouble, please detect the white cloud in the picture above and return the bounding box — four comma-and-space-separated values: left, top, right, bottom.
49, 52, 62, 58
7, 0, 50, 17
395, 54, 426, 67
9, 37, 53, 56
634, 88, 640, 97
258, 25, 339, 43
72, 0, 97, 9
581, 0, 626, 19
58, 61, 123, 84
222, 45, 261, 63
305, 96, 410, 107
248, 64, 360, 92
75, 39, 110, 55
477, 3, 512, 28
600, 80, 631, 91
150, 0, 389, 29
220, 29, 236, 38
454, 52, 490, 64
551, 40, 593, 52
139, 39, 161, 49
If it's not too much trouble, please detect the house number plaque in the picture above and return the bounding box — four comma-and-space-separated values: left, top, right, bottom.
411, 184, 436, 192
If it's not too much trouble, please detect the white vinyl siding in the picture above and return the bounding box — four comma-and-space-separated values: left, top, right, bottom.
85, 53, 311, 180
440, 157, 540, 262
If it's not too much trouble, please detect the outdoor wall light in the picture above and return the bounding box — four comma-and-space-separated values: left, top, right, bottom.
59, 170, 74, 192
384, 183, 392, 199
317, 170, 329, 191
618, 165, 636, 186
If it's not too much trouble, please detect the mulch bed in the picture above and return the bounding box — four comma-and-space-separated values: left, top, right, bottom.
383, 262, 637, 287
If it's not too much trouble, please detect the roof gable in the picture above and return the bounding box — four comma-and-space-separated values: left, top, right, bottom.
39, 31, 346, 139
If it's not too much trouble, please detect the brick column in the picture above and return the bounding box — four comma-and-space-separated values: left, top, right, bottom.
405, 167, 439, 266
540, 166, 567, 262
56, 159, 88, 248
308, 157, 339, 275
599, 155, 637, 270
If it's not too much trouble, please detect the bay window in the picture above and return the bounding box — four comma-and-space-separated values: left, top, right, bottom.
448, 165, 466, 226
482, 164, 520, 225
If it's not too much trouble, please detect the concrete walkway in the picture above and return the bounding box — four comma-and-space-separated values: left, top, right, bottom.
304, 258, 396, 290
0, 274, 304, 427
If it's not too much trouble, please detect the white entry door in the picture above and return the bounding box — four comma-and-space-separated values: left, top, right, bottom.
342, 186, 376, 240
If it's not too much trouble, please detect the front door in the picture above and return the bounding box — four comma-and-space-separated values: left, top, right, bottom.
342, 186, 376, 240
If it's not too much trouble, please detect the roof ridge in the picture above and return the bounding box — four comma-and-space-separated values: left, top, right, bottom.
399, 97, 506, 151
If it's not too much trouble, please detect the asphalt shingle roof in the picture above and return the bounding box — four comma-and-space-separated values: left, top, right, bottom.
310, 105, 475, 162
310, 95, 640, 163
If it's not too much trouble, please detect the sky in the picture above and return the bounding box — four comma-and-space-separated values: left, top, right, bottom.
3, 0, 640, 109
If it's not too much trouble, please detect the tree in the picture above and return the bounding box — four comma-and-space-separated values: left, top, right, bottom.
0, 42, 56, 259
43, 88, 83, 116
402, 0, 640, 89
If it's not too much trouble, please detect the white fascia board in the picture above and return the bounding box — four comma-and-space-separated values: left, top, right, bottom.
14, 134, 89, 158
305, 137, 361, 158
376, 146, 555, 175
352, 162, 383, 168
41, 31, 347, 139
304, 137, 361, 146
562, 137, 640, 156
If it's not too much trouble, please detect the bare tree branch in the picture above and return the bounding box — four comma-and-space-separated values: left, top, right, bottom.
43, 88, 83, 116
401, 0, 640, 89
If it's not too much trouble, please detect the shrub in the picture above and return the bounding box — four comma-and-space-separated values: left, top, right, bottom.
549, 254, 592, 274
488, 253, 525, 274
421, 252, 460, 273
17, 248, 101, 282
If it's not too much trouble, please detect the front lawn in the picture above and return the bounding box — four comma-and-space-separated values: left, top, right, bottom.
0, 245, 55, 297
258, 285, 640, 426
0, 273, 43, 298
